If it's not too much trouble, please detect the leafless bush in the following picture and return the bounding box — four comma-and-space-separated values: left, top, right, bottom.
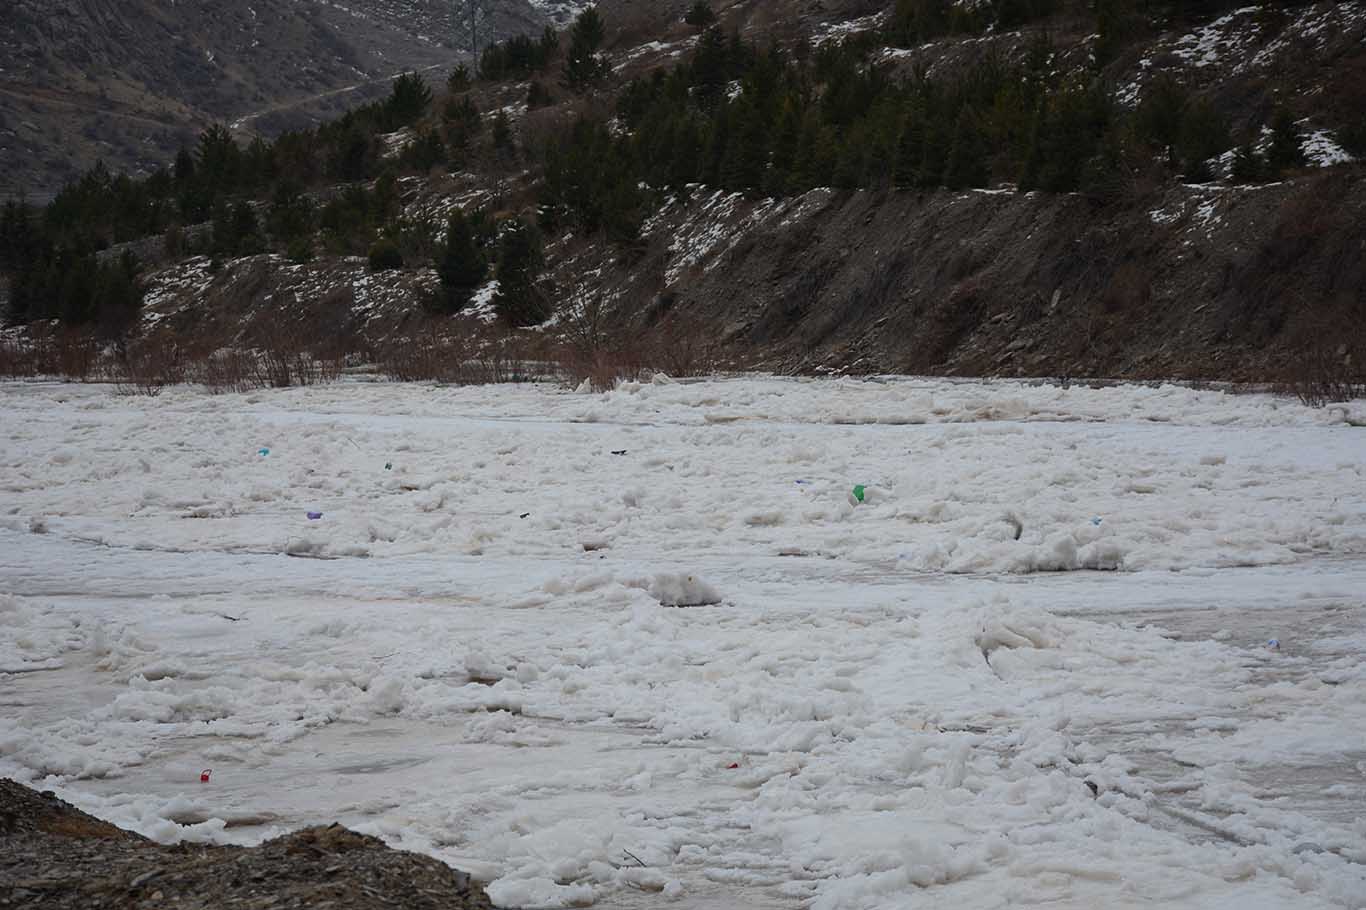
0, 336, 38, 377
196, 347, 261, 394
473, 332, 544, 384
253, 345, 319, 388
377, 326, 546, 385
50, 331, 102, 381
558, 295, 644, 390
1279, 314, 1366, 407
113, 331, 190, 396
554, 295, 716, 391
239, 321, 346, 388
653, 315, 717, 378
0, 330, 104, 380
378, 328, 472, 382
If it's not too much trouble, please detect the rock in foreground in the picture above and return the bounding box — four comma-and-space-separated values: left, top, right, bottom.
0, 779, 495, 909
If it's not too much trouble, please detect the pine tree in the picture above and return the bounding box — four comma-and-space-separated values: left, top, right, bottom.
58, 252, 98, 324
1266, 107, 1306, 175
538, 26, 560, 63
721, 98, 769, 193
368, 240, 404, 272
668, 116, 705, 187
492, 109, 515, 157
766, 100, 802, 195
436, 209, 487, 312
92, 251, 143, 339
1018, 104, 1045, 192
173, 148, 196, 185
527, 80, 553, 109
0, 200, 40, 273
889, 0, 952, 46
1230, 141, 1265, 184
386, 73, 433, 128
266, 181, 315, 242
493, 219, 548, 326
564, 7, 608, 91
833, 139, 863, 189
942, 107, 989, 189
684, 2, 717, 27
0, 200, 48, 325
1093, 0, 1139, 68
447, 64, 472, 93
196, 125, 241, 195
229, 202, 263, 255
917, 112, 950, 189
691, 27, 731, 110
1135, 75, 1187, 168
1175, 98, 1229, 182
895, 106, 927, 190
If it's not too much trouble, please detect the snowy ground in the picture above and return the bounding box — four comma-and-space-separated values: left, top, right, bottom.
2, 376, 1366, 909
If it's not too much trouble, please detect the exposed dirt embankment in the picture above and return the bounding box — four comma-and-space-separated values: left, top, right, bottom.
0, 779, 494, 910
135, 165, 1365, 383
547, 167, 1366, 381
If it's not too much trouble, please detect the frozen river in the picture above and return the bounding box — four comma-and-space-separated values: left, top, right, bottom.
3, 376, 1365, 908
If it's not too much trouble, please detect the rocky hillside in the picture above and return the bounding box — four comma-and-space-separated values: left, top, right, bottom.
4, 0, 1364, 385
0, 0, 584, 199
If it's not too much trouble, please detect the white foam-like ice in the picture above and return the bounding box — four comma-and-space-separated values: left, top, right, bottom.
1, 376, 1364, 908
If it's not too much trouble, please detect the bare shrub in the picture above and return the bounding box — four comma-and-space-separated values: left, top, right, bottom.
114, 331, 190, 396
196, 347, 260, 394
653, 315, 717, 378
553, 294, 716, 391
1278, 306, 1366, 407
558, 294, 646, 390
240, 320, 346, 388
377, 326, 546, 385
47, 331, 102, 381
473, 331, 542, 384
378, 328, 471, 382
253, 343, 317, 388
0, 335, 38, 377
0, 329, 104, 380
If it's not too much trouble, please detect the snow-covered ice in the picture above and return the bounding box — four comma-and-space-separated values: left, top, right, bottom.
2, 376, 1365, 909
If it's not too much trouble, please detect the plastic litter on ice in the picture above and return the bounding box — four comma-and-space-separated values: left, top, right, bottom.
306, 511, 323, 521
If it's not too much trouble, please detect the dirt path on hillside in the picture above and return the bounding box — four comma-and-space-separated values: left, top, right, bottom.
228, 60, 459, 135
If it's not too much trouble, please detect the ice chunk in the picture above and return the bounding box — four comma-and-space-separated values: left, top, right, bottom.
649, 573, 723, 606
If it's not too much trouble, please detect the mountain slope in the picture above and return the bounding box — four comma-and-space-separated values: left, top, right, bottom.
6, 0, 1364, 386
0, 0, 582, 199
